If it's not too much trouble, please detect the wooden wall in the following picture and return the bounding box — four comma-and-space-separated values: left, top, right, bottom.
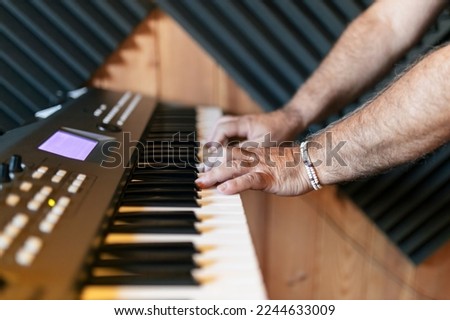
90, 11, 450, 299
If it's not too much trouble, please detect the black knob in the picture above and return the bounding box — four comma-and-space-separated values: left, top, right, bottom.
9, 154, 23, 173
0, 163, 11, 183
97, 122, 122, 133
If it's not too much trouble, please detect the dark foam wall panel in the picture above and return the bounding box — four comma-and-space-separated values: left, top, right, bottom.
0, 0, 155, 133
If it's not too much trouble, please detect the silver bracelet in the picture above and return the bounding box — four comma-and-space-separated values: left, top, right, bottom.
300, 141, 322, 191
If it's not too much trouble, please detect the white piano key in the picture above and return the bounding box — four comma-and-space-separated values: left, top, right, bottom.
81, 280, 266, 300
119, 204, 245, 215
105, 231, 254, 246
117, 210, 246, 223
119, 190, 246, 215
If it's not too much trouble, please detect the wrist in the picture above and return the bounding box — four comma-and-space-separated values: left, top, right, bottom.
277, 104, 308, 137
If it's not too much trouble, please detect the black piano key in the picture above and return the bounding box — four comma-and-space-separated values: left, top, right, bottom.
94, 259, 197, 271
146, 137, 197, 143
145, 138, 197, 143
153, 113, 196, 116
88, 273, 197, 286
142, 147, 198, 152
100, 242, 198, 255
130, 173, 198, 182
152, 112, 196, 117
151, 118, 196, 122
127, 177, 198, 186
148, 127, 196, 132
124, 189, 200, 199
115, 211, 199, 222
138, 156, 199, 162
146, 129, 196, 133
131, 169, 198, 175
121, 199, 200, 208
110, 220, 199, 234
150, 116, 196, 120
125, 181, 199, 188
143, 151, 199, 157
80, 106, 207, 290
135, 163, 198, 171
153, 111, 196, 115
142, 149, 198, 155
95, 252, 197, 267
126, 181, 199, 190
154, 104, 196, 109
148, 141, 199, 147
147, 150, 199, 157
132, 169, 197, 175
146, 142, 198, 147
150, 118, 196, 123
122, 194, 198, 201
139, 157, 198, 163
146, 130, 197, 136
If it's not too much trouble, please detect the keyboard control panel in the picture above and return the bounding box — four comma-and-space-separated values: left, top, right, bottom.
0, 88, 156, 299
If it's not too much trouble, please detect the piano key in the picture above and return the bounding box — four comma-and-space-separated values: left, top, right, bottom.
97, 251, 195, 264
140, 143, 197, 148
104, 230, 255, 249
99, 242, 197, 256
91, 257, 259, 278
87, 274, 198, 286
135, 163, 198, 170
147, 133, 197, 139
124, 189, 200, 199
116, 210, 246, 223
81, 105, 266, 300
131, 170, 198, 178
109, 222, 200, 234
115, 211, 199, 222
92, 260, 197, 272
81, 272, 265, 299
127, 180, 200, 190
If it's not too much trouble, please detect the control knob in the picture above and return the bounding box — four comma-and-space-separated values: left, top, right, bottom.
0, 163, 11, 183
9, 154, 24, 173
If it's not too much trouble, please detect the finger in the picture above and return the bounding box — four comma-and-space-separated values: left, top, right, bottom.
217, 172, 270, 194
208, 116, 237, 143
203, 146, 254, 172
209, 117, 248, 145
195, 160, 250, 188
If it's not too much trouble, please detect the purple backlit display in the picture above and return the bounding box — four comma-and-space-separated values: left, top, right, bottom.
38, 131, 98, 161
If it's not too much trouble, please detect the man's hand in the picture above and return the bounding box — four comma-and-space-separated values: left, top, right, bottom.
209, 108, 303, 146
196, 146, 312, 196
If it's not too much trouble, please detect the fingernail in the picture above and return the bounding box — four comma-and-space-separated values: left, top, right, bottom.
195, 177, 205, 188
218, 183, 228, 192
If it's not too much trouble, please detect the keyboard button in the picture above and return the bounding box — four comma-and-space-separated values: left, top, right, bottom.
19, 181, 33, 192
15, 249, 34, 266
6, 194, 20, 207
39, 220, 54, 234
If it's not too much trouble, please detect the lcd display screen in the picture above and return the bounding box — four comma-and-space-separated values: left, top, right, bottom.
38, 130, 98, 161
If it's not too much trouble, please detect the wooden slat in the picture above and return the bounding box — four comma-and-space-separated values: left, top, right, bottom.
265, 195, 319, 299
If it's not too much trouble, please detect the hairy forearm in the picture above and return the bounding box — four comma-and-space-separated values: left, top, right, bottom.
198, 45, 450, 196
284, 0, 447, 131
309, 44, 450, 185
